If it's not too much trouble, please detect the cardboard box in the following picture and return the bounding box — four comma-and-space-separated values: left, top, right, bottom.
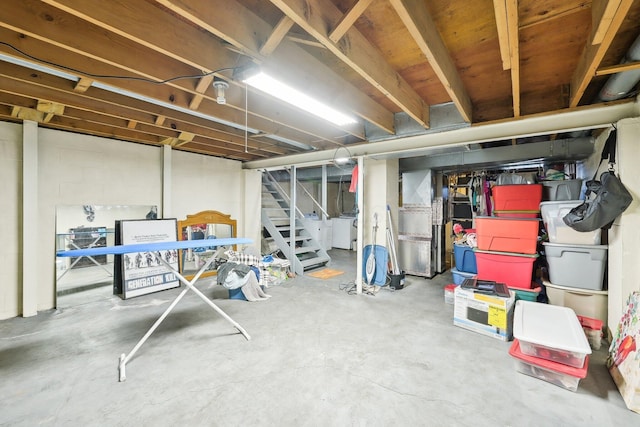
608, 291, 640, 414
453, 286, 515, 341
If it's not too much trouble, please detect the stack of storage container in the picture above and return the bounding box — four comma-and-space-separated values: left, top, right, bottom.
539, 181, 609, 330
451, 242, 477, 285
510, 301, 592, 392
473, 183, 542, 301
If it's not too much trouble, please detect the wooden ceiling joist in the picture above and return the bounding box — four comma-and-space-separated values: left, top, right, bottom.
389, 0, 473, 123
329, 0, 374, 43
591, 0, 626, 46
596, 60, 640, 76
492, 0, 520, 117
73, 77, 93, 93
0, 30, 342, 150
260, 15, 294, 56
570, 0, 634, 107
0, 67, 295, 157
155, 0, 395, 134
269, 0, 430, 128
7, 0, 360, 146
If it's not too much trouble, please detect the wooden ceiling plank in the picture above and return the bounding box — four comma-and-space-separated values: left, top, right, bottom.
329, 0, 374, 43
8, 2, 356, 144
569, 0, 634, 107
389, 0, 472, 123
41, 0, 238, 74
0, 104, 256, 158
269, 0, 429, 127
157, 0, 395, 133
2, 1, 201, 89
260, 15, 295, 56
52, 104, 283, 157
591, 0, 624, 46
0, 29, 342, 149
0, 67, 294, 155
519, 2, 591, 30
0, 72, 295, 157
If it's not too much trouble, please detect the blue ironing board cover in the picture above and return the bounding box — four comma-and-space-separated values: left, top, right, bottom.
56, 237, 252, 257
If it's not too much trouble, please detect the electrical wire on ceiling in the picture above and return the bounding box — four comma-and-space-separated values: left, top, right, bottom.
331, 145, 354, 170
0, 41, 238, 84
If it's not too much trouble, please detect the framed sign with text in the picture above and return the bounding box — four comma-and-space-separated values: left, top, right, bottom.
115, 219, 180, 299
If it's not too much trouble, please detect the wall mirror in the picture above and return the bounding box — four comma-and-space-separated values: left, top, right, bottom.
177, 210, 237, 281
55, 204, 157, 304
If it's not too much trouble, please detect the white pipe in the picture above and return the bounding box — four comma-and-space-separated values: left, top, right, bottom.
598, 34, 640, 102
243, 99, 640, 170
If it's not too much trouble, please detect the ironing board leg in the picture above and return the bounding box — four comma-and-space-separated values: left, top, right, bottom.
117, 254, 250, 381
163, 257, 251, 341
118, 285, 191, 381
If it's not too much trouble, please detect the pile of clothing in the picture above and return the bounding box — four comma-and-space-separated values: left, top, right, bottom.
216, 251, 271, 301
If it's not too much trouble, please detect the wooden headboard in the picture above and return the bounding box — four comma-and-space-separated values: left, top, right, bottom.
177, 210, 237, 280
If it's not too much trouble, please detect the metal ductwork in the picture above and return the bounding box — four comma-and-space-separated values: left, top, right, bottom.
598, 34, 640, 102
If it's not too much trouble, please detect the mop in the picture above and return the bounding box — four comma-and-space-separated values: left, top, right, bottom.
386, 205, 400, 275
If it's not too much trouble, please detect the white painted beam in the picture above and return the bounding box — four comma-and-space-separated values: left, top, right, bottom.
244, 99, 640, 170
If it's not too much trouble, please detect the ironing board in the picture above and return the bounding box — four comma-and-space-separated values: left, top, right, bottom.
56, 237, 252, 381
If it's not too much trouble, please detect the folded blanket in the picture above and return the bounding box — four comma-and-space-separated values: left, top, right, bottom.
240, 271, 271, 302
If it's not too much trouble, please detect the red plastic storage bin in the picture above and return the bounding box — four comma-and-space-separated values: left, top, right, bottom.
474, 249, 538, 289
476, 217, 539, 254
492, 184, 542, 211
493, 210, 540, 219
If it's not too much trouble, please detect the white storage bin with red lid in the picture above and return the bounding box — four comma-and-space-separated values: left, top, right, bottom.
509, 339, 589, 392
513, 300, 591, 369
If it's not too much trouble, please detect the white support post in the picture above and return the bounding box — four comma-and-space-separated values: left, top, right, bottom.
321, 165, 328, 221
162, 145, 172, 218
290, 166, 297, 272
356, 156, 364, 294
22, 120, 38, 317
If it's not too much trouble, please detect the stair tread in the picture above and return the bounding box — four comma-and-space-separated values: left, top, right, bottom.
301, 257, 330, 268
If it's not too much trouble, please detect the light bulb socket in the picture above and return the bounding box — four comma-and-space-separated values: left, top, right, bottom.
213, 77, 229, 105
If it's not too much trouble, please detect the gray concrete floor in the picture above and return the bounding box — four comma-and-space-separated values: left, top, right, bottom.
1, 249, 637, 426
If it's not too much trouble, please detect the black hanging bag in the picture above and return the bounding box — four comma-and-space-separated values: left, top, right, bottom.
562, 130, 633, 232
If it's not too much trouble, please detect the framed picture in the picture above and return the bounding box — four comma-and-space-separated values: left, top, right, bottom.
114, 218, 180, 299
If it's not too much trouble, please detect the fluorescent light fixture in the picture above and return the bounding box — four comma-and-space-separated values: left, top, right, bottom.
243, 72, 357, 126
